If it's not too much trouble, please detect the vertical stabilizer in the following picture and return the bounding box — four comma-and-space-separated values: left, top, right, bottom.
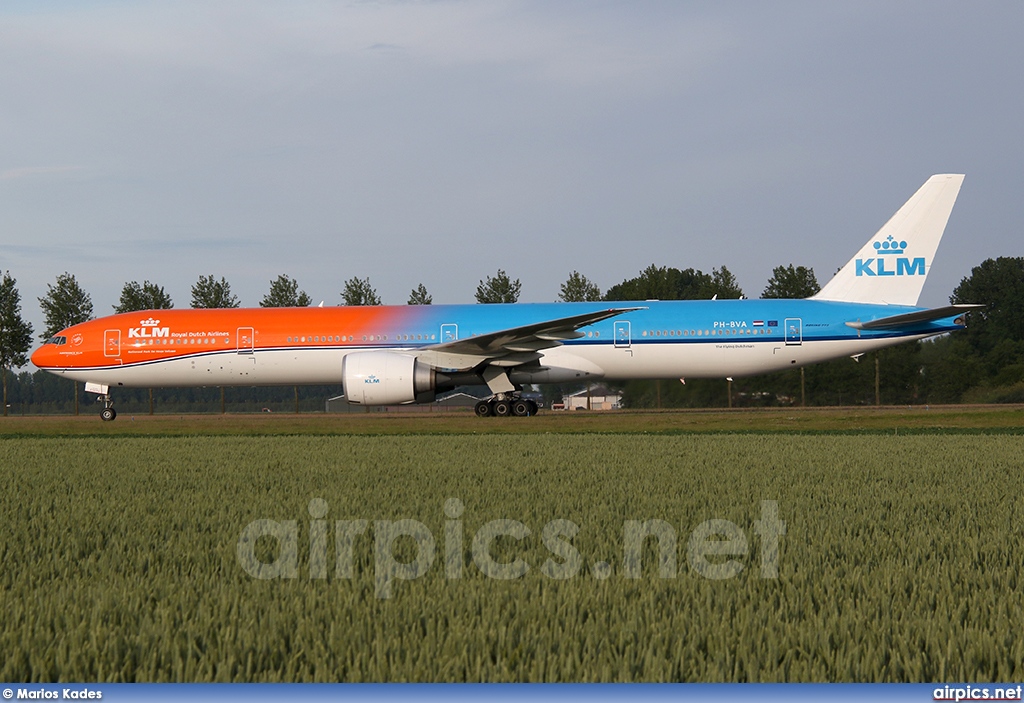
812, 174, 964, 306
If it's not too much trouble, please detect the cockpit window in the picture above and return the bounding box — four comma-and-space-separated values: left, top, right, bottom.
44, 336, 67, 346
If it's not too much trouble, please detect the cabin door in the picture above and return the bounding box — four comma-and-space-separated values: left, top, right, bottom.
103, 329, 121, 358
785, 318, 803, 346
237, 327, 255, 354
613, 320, 631, 349
440, 323, 458, 343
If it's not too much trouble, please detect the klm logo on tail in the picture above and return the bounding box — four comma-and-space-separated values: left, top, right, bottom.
855, 235, 926, 277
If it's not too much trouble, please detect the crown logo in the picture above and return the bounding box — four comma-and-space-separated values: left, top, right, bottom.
872, 234, 906, 255
140, 318, 161, 326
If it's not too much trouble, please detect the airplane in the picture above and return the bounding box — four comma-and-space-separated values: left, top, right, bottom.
31, 174, 979, 421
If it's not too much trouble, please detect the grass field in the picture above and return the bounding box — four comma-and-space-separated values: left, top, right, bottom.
1, 404, 1023, 437
1, 407, 1023, 682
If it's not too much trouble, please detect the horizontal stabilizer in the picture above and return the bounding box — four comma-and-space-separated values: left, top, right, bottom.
845, 304, 983, 330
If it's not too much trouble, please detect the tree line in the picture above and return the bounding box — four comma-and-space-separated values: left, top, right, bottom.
1, 257, 1022, 415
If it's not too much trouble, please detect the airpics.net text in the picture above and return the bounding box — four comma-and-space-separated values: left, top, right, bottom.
236, 499, 785, 599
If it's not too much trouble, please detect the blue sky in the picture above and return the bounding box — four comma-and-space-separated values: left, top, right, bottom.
2, 1, 1022, 334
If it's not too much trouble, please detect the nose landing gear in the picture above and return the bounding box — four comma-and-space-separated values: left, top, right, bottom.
85, 382, 117, 421
99, 394, 118, 421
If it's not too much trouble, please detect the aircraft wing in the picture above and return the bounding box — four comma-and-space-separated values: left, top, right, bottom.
415, 307, 642, 371
845, 304, 983, 330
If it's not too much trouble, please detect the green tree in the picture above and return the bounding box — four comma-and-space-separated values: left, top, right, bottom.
191, 275, 240, 309
407, 283, 432, 305
605, 264, 678, 301
0, 271, 34, 416
605, 264, 742, 301
917, 336, 978, 403
114, 280, 173, 313
951, 257, 1024, 354
762, 265, 820, 299
342, 277, 381, 306
475, 269, 521, 303
261, 275, 311, 307
710, 266, 743, 299
37, 272, 93, 417
558, 271, 602, 302
39, 272, 93, 339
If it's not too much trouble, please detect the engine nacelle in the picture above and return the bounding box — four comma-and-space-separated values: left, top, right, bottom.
342, 351, 436, 405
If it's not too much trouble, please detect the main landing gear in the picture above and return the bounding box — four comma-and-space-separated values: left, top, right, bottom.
99, 394, 117, 422
474, 394, 539, 418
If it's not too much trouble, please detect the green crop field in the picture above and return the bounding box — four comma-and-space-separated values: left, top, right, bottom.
2, 412, 1023, 682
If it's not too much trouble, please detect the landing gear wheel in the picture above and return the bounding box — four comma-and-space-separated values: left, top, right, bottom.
99, 393, 117, 421
492, 400, 512, 417
527, 400, 539, 416
474, 400, 493, 417
512, 399, 531, 417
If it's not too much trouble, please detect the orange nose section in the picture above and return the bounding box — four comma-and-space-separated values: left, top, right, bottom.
31, 342, 54, 369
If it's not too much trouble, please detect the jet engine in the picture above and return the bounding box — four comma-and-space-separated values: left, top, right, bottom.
342, 351, 436, 405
